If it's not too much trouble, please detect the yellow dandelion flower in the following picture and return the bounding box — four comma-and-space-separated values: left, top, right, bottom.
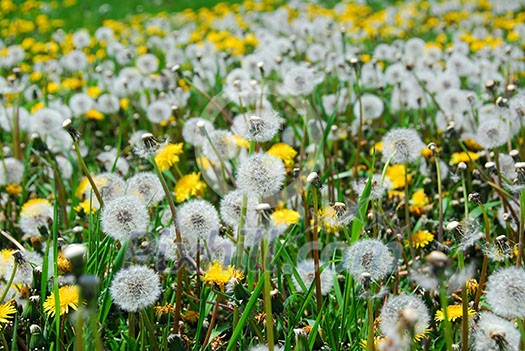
271, 208, 300, 226
181, 310, 200, 324
6, 183, 22, 196
57, 252, 71, 272
451, 151, 480, 164
409, 230, 434, 249
360, 337, 388, 350
174, 172, 206, 203
0, 302, 16, 327
409, 189, 429, 215
435, 304, 475, 322
268, 143, 297, 171
232, 135, 250, 148
74, 199, 96, 214
154, 303, 175, 316
85, 109, 104, 121
155, 143, 184, 172
370, 141, 383, 154
386, 164, 411, 189
87, 86, 101, 98
201, 260, 244, 291
466, 278, 478, 295
120, 98, 129, 110
43, 285, 81, 317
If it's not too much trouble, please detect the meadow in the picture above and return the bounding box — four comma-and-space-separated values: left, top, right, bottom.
0, 0, 525, 350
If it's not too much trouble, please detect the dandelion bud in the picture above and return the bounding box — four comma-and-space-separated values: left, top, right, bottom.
307, 172, 321, 187
457, 162, 467, 171
515, 162, 525, 170
426, 251, 449, 277
256, 61, 264, 72
467, 93, 475, 104
485, 80, 495, 90
510, 149, 519, 158
170, 64, 180, 73
427, 142, 437, 154
274, 56, 282, 64
63, 244, 86, 278
506, 84, 517, 93
63, 118, 80, 142
293, 168, 300, 179
495, 96, 508, 108
468, 192, 480, 203
78, 274, 99, 309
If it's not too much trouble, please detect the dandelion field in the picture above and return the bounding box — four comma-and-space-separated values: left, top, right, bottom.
1, 0, 525, 350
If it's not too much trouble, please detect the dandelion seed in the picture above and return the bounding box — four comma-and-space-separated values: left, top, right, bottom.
382, 128, 425, 164
475, 118, 509, 149
110, 265, 161, 312
0, 157, 24, 185
177, 199, 220, 242
292, 259, 335, 296
19, 198, 54, 238
126, 172, 165, 205
380, 294, 430, 338
472, 312, 520, 351
101, 196, 149, 243
232, 110, 281, 142
344, 239, 394, 281
236, 153, 286, 197
485, 266, 525, 319
220, 190, 258, 228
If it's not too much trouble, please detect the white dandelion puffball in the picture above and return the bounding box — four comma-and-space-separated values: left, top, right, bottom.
475, 118, 509, 149
353, 93, 384, 121
110, 265, 161, 312
177, 199, 220, 242
236, 153, 286, 197
486, 267, 525, 319
101, 196, 149, 243
344, 239, 394, 281
19, 199, 54, 238
232, 110, 281, 142
293, 259, 335, 296
379, 294, 430, 337
472, 312, 520, 351
0, 157, 24, 185
146, 100, 172, 124
382, 128, 425, 164
126, 172, 165, 205
249, 345, 284, 351
182, 117, 214, 147
283, 66, 316, 96
202, 130, 239, 162
220, 190, 258, 228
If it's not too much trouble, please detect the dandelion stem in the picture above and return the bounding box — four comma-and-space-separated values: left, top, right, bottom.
150, 157, 184, 334
140, 309, 159, 350
404, 164, 415, 259
517, 189, 525, 267
72, 139, 103, 207
261, 238, 274, 351
0, 260, 17, 302
0, 331, 8, 351
474, 201, 491, 310
128, 312, 135, 351
439, 282, 454, 351
203, 298, 220, 347
461, 283, 469, 351
311, 186, 323, 312
434, 153, 444, 242
366, 298, 375, 351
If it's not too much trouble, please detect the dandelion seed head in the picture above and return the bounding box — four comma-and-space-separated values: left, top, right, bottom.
344, 239, 394, 281
475, 118, 509, 149
182, 117, 214, 147
19, 198, 54, 238
202, 130, 239, 162
382, 128, 425, 164
0, 157, 24, 185
177, 199, 220, 242
352, 174, 390, 200
101, 195, 149, 243
293, 259, 335, 296
472, 312, 520, 351
110, 265, 161, 312
126, 172, 165, 205
220, 190, 258, 228
486, 266, 525, 319
236, 153, 286, 197
232, 109, 281, 142
380, 294, 430, 337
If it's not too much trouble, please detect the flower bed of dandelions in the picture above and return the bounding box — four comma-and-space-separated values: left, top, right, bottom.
0, 0, 525, 350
